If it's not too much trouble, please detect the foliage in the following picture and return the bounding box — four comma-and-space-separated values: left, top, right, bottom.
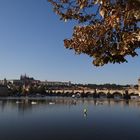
48, 0, 140, 66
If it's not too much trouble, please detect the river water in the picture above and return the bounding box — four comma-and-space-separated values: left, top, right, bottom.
0, 97, 140, 140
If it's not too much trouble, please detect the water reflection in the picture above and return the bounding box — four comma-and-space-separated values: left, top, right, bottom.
0, 97, 140, 114
0, 97, 140, 140
83, 109, 88, 117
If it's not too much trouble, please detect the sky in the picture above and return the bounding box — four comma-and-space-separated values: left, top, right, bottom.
0, 0, 139, 85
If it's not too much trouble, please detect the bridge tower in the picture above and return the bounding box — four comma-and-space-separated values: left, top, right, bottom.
138, 78, 140, 94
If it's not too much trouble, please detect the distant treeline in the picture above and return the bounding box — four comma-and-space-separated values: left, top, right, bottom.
72, 84, 138, 90
46, 83, 138, 90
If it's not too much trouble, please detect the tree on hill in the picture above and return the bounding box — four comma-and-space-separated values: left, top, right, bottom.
48, 0, 140, 66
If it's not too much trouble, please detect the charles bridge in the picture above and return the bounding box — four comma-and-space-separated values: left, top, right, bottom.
46, 79, 140, 97
46, 88, 140, 97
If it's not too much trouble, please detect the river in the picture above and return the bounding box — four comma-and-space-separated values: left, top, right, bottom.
0, 97, 140, 140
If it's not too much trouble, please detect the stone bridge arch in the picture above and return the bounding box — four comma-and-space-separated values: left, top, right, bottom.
112, 92, 123, 98
129, 92, 139, 97
98, 92, 107, 98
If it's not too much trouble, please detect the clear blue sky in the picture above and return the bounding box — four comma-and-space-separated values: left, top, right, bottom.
0, 0, 139, 84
